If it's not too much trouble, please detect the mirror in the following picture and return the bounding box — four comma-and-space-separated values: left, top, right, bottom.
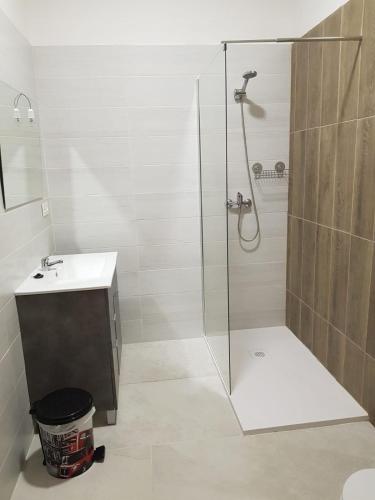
0, 80, 43, 210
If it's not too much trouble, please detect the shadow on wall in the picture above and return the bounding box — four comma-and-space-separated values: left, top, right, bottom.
242, 97, 266, 119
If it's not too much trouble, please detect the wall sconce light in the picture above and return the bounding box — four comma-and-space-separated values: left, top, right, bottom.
13, 107, 21, 121
13, 92, 34, 123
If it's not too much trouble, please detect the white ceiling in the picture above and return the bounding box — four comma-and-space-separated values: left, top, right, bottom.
2, 0, 348, 45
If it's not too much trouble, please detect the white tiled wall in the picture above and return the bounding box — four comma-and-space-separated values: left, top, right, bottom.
200, 43, 290, 333
227, 44, 290, 329
31, 42, 289, 352
33, 45, 218, 343
0, 9, 53, 500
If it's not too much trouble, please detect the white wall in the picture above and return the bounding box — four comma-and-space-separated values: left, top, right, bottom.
226, 44, 290, 329
200, 44, 290, 333
0, 7, 53, 500
23, 0, 348, 46
33, 45, 217, 343
0, 0, 26, 37
33, 42, 289, 343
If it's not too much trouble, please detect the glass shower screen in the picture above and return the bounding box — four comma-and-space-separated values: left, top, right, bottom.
198, 47, 231, 393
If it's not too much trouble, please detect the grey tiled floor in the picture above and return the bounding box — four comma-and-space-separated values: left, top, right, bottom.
11, 338, 375, 500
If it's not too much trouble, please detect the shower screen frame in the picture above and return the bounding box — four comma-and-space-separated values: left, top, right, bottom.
198, 46, 232, 394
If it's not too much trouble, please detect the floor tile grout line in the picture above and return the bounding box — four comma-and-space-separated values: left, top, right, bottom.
119, 372, 219, 386
119, 372, 222, 386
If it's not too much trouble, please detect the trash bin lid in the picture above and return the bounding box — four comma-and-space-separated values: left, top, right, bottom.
33, 388, 94, 425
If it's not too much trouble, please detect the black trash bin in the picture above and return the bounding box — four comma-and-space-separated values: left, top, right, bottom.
31, 388, 105, 479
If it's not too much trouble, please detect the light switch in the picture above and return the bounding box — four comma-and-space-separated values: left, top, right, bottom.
41, 200, 49, 217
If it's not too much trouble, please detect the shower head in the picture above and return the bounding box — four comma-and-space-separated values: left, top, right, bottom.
234, 69, 258, 102
242, 70, 258, 81
241, 70, 258, 92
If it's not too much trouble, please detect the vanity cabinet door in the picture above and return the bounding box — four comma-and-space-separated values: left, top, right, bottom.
107, 272, 122, 405
113, 290, 122, 363
17, 269, 122, 414
17, 289, 115, 411
111, 339, 120, 406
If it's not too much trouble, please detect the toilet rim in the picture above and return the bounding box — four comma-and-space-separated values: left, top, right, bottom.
342, 469, 375, 500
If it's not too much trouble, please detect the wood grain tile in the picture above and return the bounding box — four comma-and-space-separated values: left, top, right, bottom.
285, 290, 291, 327
300, 302, 313, 350
327, 325, 346, 383
321, 10, 342, 126
363, 354, 375, 424
346, 236, 373, 349
294, 42, 309, 131
286, 0, 375, 410
333, 121, 356, 232
287, 292, 301, 339
317, 125, 337, 226
359, 0, 375, 118
290, 45, 297, 133
339, 0, 363, 122
366, 250, 375, 357
289, 217, 303, 297
329, 230, 350, 333
351, 116, 375, 240
286, 215, 292, 290
303, 128, 320, 222
301, 220, 317, 308
343, 338, 365, 402
314, 224, 332, 320
288, 134, 294, 216
290, 132, 306, 218
307, 26, 323, 129
313, 314, 329, 366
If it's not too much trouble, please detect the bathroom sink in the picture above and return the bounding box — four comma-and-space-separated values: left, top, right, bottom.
15, 252, 118, 295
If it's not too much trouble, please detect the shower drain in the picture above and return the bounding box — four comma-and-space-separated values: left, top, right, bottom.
254, 351, 265, 357
253, 351, 266, 358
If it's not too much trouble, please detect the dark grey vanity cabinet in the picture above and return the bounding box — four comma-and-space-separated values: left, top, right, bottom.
16, 272, 122, 424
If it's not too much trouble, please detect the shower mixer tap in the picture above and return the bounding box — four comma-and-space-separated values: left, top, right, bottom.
226, 192, 252, 209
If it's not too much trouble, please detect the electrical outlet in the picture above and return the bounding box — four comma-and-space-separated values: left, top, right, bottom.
41, 200, 49, 217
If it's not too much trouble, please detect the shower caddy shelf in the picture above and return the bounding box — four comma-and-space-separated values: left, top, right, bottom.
252, 162, 289, 180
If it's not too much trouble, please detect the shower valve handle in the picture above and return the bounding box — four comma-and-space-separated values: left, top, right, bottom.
226, 193, 252, 209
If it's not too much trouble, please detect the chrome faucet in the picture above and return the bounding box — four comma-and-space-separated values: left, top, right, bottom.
226, 192, 252, 209
41, 256, 64, 271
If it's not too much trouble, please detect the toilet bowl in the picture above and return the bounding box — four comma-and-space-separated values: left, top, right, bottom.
342, 469, 375, 500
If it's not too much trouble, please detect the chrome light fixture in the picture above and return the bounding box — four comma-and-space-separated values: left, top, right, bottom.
13, 92, 34, 122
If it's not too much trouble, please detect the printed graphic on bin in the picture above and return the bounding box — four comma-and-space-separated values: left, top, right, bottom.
31, 388, 105, 479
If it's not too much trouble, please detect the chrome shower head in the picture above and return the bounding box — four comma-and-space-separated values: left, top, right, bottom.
242, 70, 258, 81
234, 69, 258, 102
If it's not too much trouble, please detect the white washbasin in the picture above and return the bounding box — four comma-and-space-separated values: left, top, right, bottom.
15, 252, 117, 295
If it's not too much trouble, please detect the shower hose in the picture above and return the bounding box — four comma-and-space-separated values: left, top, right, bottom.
238, 100, 261, 242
